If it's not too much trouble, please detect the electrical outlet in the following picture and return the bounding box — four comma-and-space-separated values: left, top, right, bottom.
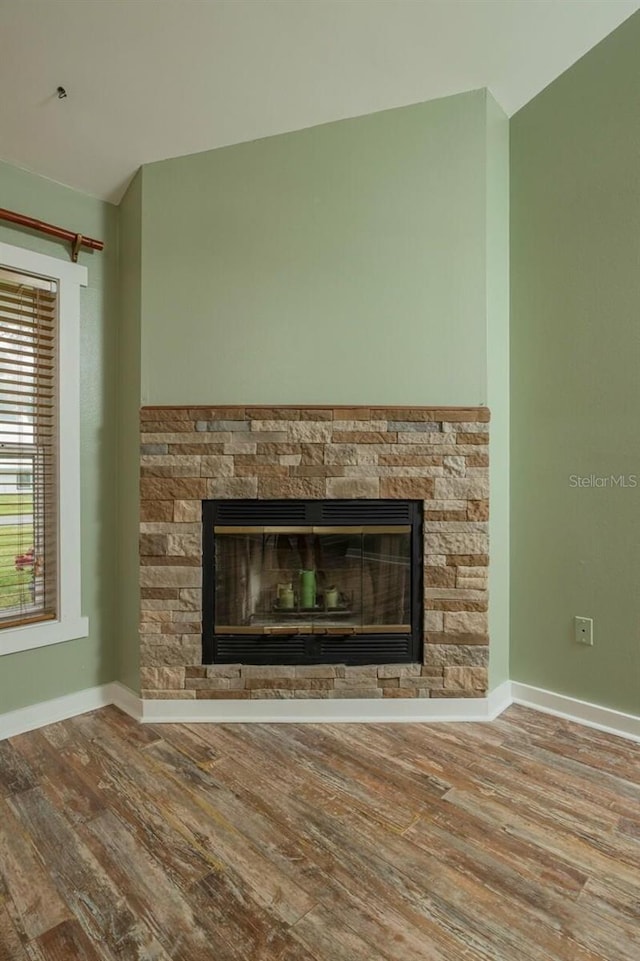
574, 616, 594, 646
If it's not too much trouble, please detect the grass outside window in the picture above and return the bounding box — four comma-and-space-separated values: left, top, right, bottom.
0, 494, 34, 611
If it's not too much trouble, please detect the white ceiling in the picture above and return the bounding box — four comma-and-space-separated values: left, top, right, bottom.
1, 0, 638, 204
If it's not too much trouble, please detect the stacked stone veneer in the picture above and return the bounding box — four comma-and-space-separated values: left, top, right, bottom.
139, 406, 490, 700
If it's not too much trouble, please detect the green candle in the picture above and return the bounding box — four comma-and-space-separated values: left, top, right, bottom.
300, 569, 316, 609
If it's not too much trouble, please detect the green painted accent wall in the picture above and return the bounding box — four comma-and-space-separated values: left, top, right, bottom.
141, 91, 489, 407
117, 170, 142, 693
134, 89, 509, 693
510, 12, 640, 714
0, 88, 510, 710
0, 162, 119, 712
486, 95, 510, 690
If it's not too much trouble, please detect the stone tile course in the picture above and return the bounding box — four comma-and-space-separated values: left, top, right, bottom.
380, 477, 435, 498
139, 406, 490, 700
290, 422, 333, 443
333, 408, 370, 419
326, 477, 380, 498
200, 455, 234, 476
300, 408, 334, 421
141, 444, 168, 455
173, 500, 201, 523
208, 477, 258, 498
141, 501, 174, 522
333, 431, 398, 444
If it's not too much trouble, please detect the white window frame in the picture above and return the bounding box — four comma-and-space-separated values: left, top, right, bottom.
0, 242, 88, 656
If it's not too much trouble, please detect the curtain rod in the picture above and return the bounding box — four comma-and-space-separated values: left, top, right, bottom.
0, 207, 104, 262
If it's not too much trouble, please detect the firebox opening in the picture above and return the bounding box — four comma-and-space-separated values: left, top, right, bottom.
202, 500, 423, 665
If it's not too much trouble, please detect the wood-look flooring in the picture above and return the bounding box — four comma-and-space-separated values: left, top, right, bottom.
0, 705, 639, 961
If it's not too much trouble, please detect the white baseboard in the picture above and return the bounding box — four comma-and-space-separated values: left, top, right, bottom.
511, 681, 640, 743
486, 680, 512, 719
2, 678, 638, 743
109, 681, 142, 722
0, 683, 113, 741
138, 689, 505, 724
1, 681, 500, 737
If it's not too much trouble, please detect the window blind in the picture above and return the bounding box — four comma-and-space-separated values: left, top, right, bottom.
0, 267, 57, 628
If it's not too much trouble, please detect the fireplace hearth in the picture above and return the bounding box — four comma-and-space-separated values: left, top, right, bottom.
203, 499, 423, 665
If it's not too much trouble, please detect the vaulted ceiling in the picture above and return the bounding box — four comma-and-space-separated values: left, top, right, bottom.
1, 0, 638, 203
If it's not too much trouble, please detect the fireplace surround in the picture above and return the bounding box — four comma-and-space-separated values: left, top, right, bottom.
139, 405, 490, 700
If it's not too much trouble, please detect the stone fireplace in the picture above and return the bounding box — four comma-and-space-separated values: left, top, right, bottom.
139, 406, 489, 700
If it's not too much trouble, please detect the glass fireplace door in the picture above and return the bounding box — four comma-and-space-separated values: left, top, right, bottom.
213, 525, 411, 635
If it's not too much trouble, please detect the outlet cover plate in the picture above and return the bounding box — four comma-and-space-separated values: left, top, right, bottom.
574, 616, 594, 646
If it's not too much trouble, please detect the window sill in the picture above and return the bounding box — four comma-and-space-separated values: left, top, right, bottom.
0, 617, 89, 657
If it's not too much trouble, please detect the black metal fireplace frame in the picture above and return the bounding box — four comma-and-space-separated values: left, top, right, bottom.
202, 499, 423, 666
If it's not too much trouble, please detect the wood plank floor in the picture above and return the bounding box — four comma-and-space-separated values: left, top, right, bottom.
1, 705, 639, 961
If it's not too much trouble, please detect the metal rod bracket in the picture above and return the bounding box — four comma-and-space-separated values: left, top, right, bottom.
71, 233, 83, 263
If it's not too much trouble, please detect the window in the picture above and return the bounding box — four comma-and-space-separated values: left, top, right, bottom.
0, 268, 57, 627
0, 242, 88, 656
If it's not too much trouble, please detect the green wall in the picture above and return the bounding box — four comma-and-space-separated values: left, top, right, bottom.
0, 87, 512, 709
136, 89, 509, 694
0, 162, 119, 712
510, 12, 640, 714
141, 91, 489, 407
117, 171, 142, 692
486, 96, 510, 690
